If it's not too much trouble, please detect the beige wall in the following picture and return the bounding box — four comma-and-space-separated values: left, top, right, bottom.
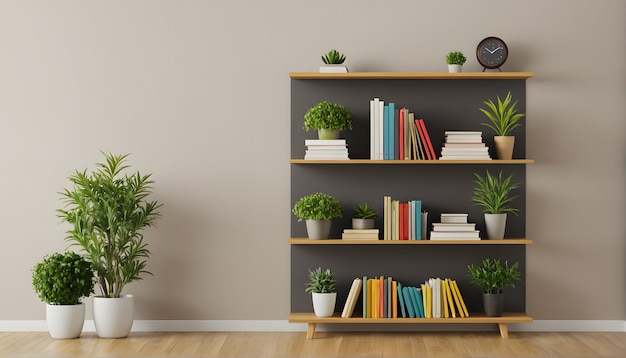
1, 0, 624, 322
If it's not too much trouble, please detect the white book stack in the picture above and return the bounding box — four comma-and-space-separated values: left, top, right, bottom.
304, 139, 349, 160
440, 131, 491, 160
430, 213, 480, 240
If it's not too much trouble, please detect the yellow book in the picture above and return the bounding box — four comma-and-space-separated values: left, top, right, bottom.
392, 280, 398, 318
444, 279, 457, 318
372, 279, 378, 318
366, 279, 372, 318
449, 279, 465, 317
421, 283, 432, 318
451, 280, 469, 317
442, 279, 449, 318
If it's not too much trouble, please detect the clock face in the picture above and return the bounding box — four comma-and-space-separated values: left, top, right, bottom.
477, 37, 508, 69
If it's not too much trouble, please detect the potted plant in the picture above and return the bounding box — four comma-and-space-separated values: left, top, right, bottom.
467, 258, 521, 317
479, 91, 525, 159
305, 267, 337, 317
472, 170, 519, 240
352, 202, 377, 229
292, 192, 343, 240
57, 152, 162, 338
446, 51, 467, 73
31, 251, 94, 339
319, 49, 348, 73
304, 101, 353, 140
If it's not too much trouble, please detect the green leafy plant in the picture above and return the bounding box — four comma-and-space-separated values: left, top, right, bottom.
321, 49, 346, 64
354, 202, 377, 219
468, 258, 521, 294
304, 101, 353, 131
446, 51, 467, 65
32, 251, 95, 305
305, 267, 336, 293
479, 91, 525, 136
58, 152, 163, 298
472, 170, 520, 215
292, 192, 343, 221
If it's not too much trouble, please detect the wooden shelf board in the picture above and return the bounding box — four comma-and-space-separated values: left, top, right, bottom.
290, 159, 534, 164
289, 312, 532, 324
289, 72, 534, 80
289, 238, 533, 245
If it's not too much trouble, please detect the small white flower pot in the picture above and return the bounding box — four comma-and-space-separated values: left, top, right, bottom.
448, 64, 462, 73
485, 213, 507, 240
46, 303, 85, 339
311, 292, 337, 317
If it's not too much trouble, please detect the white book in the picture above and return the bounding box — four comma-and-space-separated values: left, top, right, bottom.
305, 139, 346, 146
370, 99, 376, 159
440, 213, 468, 224
378, 100, 385, 160
440, 156, 491, 160
432, 223, 476, 231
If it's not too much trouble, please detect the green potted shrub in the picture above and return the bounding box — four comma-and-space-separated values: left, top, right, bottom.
57, 152, 162, 338
479, 91, 526, 159
304, 101, 353, 140
292, 192, 343, 240
305, 267, 337, 317
319, 49, 348, 73
446, 51, 467, 73
467, 258, 521, 317
352, 202, 377, 229
31, 251, 94, 339
472, 170, 519, 240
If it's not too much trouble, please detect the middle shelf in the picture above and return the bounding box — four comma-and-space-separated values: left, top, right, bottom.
290, 238, 533, 245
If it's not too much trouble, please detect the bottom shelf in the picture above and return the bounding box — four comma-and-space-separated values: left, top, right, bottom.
289, 312, 533, 339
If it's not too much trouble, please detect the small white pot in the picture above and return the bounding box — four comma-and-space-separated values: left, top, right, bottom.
485, 213, 507, 240
46, 303, 85, 339
448, 64, 462, 73
311, 292, 337, 317
93, 294, 134, 338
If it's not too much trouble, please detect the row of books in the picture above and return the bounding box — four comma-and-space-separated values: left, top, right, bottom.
430, 213, 481, 240
370, 98, 438, 160
440, 131, 491, 160
383, 196, 427, 240
304, 139, 349, 160
340, 276, 469, 319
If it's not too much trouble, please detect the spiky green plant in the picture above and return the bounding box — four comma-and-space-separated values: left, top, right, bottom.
446, 51, 467, 65
32, 251, 95, 305
321, 49, 346, 64
468, 258, 521, 294
305, 267, 336, 293
292, 192, 343, 221
58, 152, 162, 298
472, 170, 520, 215
479, 91, 525, 136
354, 202, 377, 219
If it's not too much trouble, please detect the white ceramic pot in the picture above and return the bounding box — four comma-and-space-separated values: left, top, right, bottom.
305, 219, 332, 240
46, 303, 85, 339
92, 294, 134, 338
485, 213, 507, 240
448, 64, 462, 73
311, 292, 337, 317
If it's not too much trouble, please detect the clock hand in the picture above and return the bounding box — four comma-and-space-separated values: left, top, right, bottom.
485, 47, 496, 54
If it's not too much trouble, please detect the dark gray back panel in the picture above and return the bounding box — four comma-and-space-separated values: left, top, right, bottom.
290, 76, 528, 317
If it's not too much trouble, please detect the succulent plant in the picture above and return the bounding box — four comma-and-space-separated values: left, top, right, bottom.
321, 49, 346, 64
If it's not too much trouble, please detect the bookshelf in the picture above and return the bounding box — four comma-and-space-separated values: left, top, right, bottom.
289, 72, 533, 339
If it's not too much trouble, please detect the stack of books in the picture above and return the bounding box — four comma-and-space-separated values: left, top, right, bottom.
304, 139, 349, 160
439, 131, 491, 160
341, 229, 379, 240
430, 213, 480, 240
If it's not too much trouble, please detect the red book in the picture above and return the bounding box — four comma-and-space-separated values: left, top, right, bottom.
415, 119, 431, 160
418, 119, 437, 160
398, 110, 404, 160
379, 276, 385, 318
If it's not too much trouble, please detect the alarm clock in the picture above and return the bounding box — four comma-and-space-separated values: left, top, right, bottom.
476, 37, 508, 71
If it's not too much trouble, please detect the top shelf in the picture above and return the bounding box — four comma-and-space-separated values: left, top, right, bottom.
289, 72, 534, 80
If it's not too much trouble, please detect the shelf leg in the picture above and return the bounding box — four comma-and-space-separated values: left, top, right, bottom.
498, 323, 509, 339
306, 323, 316, 339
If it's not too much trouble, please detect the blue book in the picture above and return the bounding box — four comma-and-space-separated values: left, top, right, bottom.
397, 282, 407, 318
407, 286, 421, 318
413, 287, 425, 318
402, 286, 416, 318
383, 105, 389, 160
388, 103, 395, 160
362, 276, 368, 318
414, 200, 422, 240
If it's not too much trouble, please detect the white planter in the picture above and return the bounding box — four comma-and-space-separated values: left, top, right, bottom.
311, 292, 337, 317
305, 219, 332, 240
319, 64, 348, 73
448, 64, 462, 73
46, 303, 85, 339
93, 294, 134, 338
485, 213, 507, 240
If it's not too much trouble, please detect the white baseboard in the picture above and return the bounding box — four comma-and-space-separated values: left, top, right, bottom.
1, 320, 625, 333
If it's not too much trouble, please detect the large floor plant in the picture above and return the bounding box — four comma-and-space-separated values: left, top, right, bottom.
58, 152, 162, 298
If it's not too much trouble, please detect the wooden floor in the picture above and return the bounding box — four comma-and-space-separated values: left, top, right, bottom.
1, 331, 625, 357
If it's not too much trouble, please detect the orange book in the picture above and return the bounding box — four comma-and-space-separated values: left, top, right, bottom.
392, 281, 398, 318
379, 276, 385, 318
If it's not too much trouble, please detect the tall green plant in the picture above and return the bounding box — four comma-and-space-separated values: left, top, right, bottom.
467, 258, 521, 294
479, 91, 525, 136
472, 170, 519, 215
58, 152, 162, 298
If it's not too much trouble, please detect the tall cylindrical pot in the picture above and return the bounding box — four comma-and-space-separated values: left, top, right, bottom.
311, 292, 337, 317
46, 303, 85, 339
93, 294, 134, 338
305, 219, 332, 240
484, 213, 507, 240
483, 293, 504, 317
